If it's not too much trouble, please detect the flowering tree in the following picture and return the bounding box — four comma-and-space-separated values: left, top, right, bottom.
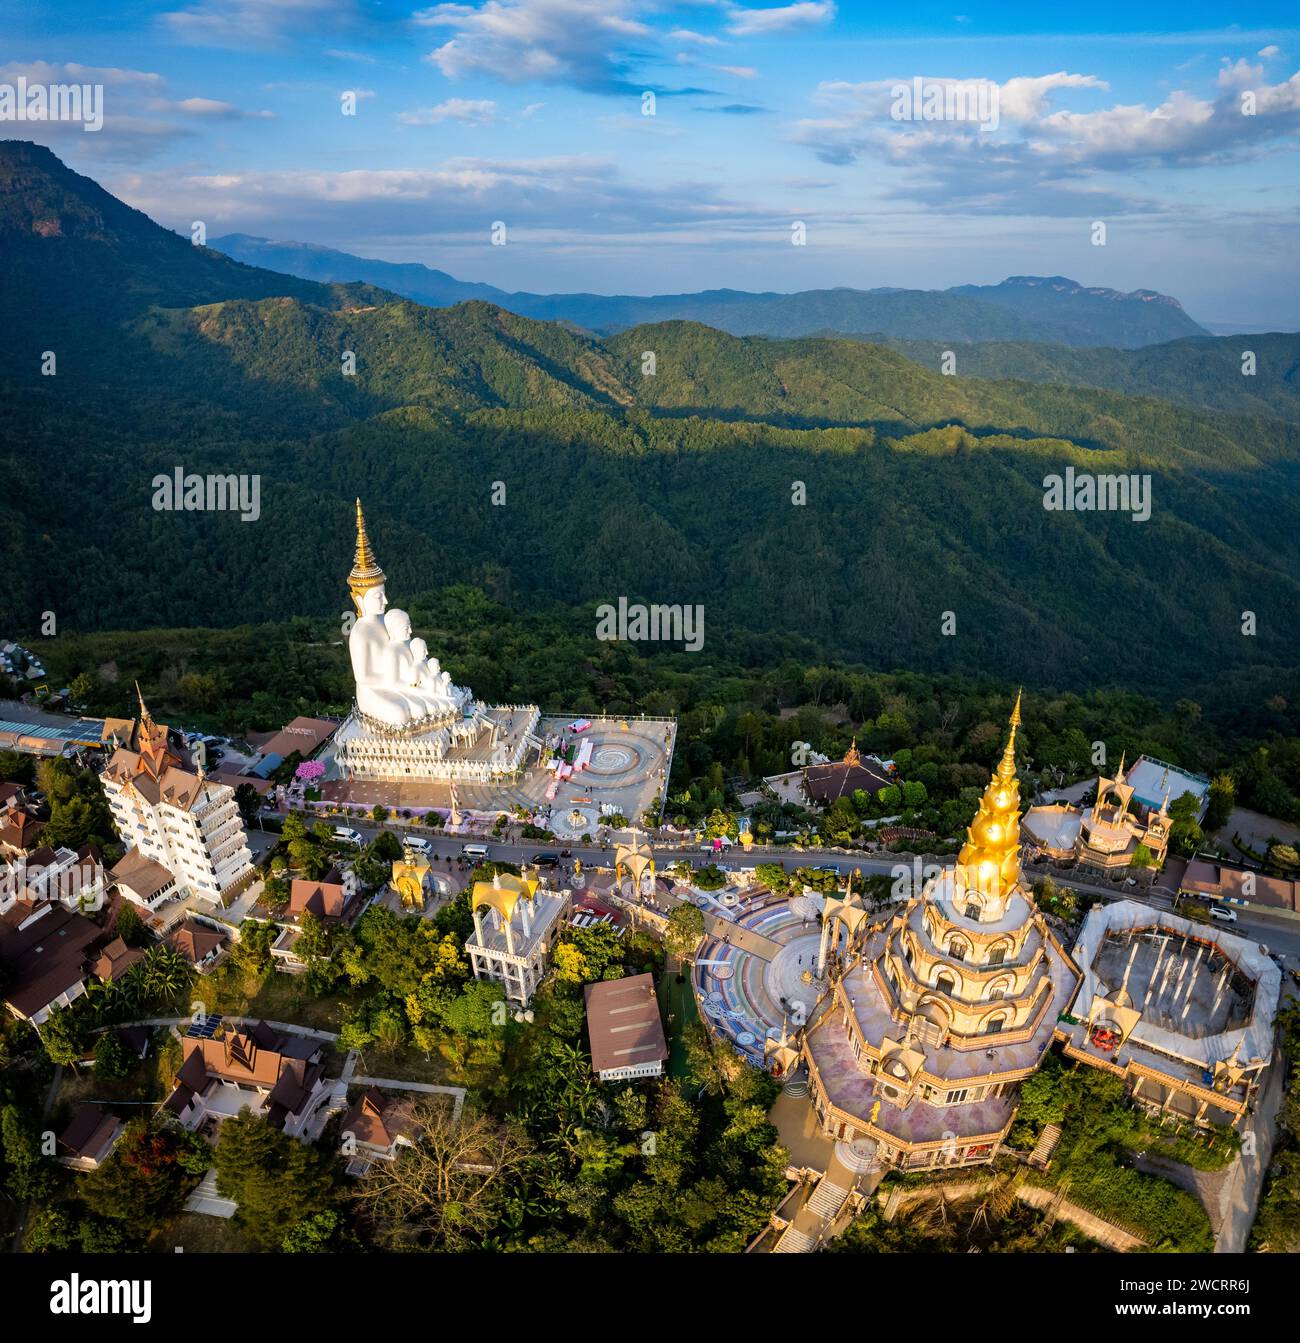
295, 760, 326, 783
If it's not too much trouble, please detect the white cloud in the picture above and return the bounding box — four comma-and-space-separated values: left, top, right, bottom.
174, 96, 274, 119
668, 29, 721, 47
414, 0, 650, 92
793, 66, 1300, 214
725, 2, 835, 38
1217, 58, 1265, 89
162, 0, 356, 48
1258, 45, 1281, 59
109, 153, 752, 246
716, 65, 759, 79
399, 98, 499, 125
0, 61, 206, 159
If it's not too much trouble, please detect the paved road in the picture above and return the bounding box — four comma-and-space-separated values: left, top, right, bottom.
278, 812, 1300, 963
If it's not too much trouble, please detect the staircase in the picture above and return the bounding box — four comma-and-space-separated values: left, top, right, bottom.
782, 1076, 809, 1098
1029, 1123, 1063, 1170
807, 1179, 851, 1220
773, 1225, 816, 1253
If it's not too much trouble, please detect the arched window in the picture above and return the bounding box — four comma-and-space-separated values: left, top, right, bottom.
947, 938, 968, 962
935, 972, 956, 996
964, 901, 982, 922
987, 944, 1008, 966
985, 1014, 1006, 1035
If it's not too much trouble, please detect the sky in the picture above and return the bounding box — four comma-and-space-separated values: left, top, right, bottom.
3, 0, 1299, 328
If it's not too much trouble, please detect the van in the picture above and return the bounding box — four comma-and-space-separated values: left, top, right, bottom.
1210, 904, 1238, 924
333, 826, 364, 847
531, 852, 560, 867
404, 836, 433, 858
461, 843, 489, 860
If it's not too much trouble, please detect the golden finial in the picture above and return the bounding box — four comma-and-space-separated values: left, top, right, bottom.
957, 693, 1026, 903
348, 497, 387, 614
995, 691, 1021, 782
135, 681, 152, 726
843, 735, 862, 767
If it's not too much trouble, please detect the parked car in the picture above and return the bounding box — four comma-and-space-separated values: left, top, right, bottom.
461, 843, 490, 860
404, 836, 433, 857
1210, 904, 1238, 924
333, 826, 364, 847
531, 852, 560, 867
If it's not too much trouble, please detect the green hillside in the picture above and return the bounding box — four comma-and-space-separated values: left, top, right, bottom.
2, 142, 1297, 705
866, 334, 1300, 424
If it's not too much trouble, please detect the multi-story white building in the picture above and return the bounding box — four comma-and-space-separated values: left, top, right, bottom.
465, 871, 570, 1005
100, 688, 254, 907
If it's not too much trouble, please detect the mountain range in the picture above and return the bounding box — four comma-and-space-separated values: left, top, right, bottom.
2, 139, 1298, 706
212, 233, 1210, 349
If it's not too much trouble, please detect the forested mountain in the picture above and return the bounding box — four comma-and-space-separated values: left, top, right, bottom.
3, 142, 1297, 707
948, 276, 1208, 348
867, 334, 1300, 424
0, 140, 396, 375
213, 232, 1208, 347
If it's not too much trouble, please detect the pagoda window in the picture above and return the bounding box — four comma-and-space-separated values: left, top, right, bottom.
984, 1015, 1006, 1035
947, 939, 967, 961
935, 972, 956, 996
964, 901, 981, 922
987, 945, 1007, 966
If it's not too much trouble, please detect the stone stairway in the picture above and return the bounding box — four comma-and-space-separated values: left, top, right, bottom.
773, 1225, 816, 1252
1029, 1122, 1063, 1169
807, 1178, 851, 1220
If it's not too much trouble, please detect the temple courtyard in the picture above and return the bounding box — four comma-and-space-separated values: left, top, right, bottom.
317, 714, 674, 828
690, 886, 828, 1068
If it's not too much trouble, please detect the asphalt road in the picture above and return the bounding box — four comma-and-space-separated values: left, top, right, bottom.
264, 809, 1300, 964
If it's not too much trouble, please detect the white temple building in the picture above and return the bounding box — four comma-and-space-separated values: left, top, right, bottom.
333, 501, 543, 784
465, 871, 570, 1005
100, 688, 255, 906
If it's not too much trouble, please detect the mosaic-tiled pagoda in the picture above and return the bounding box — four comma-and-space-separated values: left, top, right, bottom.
802, 693, 1081, 1170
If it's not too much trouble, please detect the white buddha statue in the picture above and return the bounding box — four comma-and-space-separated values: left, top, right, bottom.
409, 638, 454, 709
347, 501, 462, 729
348, 502, 424, 728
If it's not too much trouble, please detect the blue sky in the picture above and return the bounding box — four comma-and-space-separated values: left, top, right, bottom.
4, 0, 1299, 326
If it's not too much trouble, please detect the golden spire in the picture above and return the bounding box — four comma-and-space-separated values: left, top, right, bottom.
956, 693, 1025, 904
992, 688, 1021, 784
843, 735, 861, 767
135, 681, 152, 726
348, 497, 387, 614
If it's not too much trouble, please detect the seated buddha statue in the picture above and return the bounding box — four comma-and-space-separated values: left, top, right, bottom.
348, 502, 465, 729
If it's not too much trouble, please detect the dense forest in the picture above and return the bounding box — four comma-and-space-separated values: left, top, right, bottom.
3, 141, 1298, 709
20, 589, 1300, 830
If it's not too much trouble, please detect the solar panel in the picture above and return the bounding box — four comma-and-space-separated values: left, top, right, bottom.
186, 1012, 223, 1039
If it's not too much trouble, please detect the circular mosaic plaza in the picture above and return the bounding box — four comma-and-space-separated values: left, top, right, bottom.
586, 742, 644, 778
690, 889, 828, 1068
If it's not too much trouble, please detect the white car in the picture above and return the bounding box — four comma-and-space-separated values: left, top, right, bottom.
1209, 904, 1238, 924
404, 836, 433, 857
333, 826, 364, 847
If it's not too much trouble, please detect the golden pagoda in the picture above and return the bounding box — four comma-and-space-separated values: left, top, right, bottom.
954, 688, 1022, 911
799, 693, 1082, 1172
